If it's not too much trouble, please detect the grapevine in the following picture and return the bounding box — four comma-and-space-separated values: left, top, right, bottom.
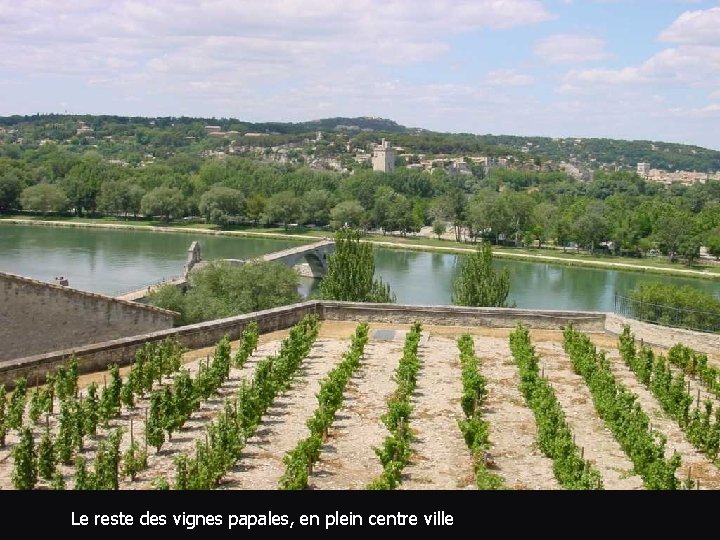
0, 385, 6, 447
7, 377, 28, 430
279, 323, 369, 489
122, 423, 148, 481
667, 343, 720, 401
456, 334, 504, 490
171, 315, 320, 489
37, 427, 56, 481
563, 325, 680, 489
509, 325, 603, 489
234, 322, 259, 368
12, 427, 37, 490
619, 326, 720, 461
367, 322, 422, 490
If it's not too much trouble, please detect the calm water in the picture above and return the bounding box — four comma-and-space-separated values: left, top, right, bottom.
1, 223, 717, 311
373, 249, 718, 311
0, 224, 304, 296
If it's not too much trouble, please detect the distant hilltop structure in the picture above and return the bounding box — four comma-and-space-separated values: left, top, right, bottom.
372, 138, 395, 173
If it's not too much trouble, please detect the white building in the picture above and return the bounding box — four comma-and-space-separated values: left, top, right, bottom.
637, 162, 650, 177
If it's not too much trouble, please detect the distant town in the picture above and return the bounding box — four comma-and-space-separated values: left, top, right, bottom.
0, 115, 718, 186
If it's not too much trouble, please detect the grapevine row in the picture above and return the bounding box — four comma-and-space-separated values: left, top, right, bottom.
171, 315, 321, 489
146, 323, 258, 453
6, 338, 184, 489
8, 326, 260, 490
79, 322, 258, 489
563, 325, 680, 489
279, 323, 369, 489
619, 326, 720, 462
456, 334, 504, 489
509, 325, 603, 489
667, 343, 720, 401
2, 338, 183, 445
367, 322, 422, 490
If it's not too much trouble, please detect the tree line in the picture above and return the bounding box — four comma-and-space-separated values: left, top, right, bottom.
2, 126, 720, 262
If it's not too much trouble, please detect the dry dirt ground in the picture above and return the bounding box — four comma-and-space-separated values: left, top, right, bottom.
1, 322, 719, 490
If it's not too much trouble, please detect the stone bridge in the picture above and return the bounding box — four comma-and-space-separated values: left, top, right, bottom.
117, 239, 335, 302
259, 239, 335, 277
196, 239, 334, 278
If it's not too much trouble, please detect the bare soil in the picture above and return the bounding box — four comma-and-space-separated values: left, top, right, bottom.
2, 321, 718, 490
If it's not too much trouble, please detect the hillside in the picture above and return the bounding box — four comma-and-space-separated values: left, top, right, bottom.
1, 114, 718, 171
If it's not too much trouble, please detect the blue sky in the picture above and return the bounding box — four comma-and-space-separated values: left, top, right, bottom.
1, 0, 719, 149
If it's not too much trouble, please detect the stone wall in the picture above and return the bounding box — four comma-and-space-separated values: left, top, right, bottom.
0, 271, 176, 363
0, 301, 603, 388
0, 301, 320, 388
604, 313, 720, 355
3, 295, 717, 389
320, 302, 607, 331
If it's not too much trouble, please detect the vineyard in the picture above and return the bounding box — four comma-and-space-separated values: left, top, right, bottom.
1, 319, 720, 490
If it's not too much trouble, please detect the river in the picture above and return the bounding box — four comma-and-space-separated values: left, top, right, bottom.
0, 223, 716, 312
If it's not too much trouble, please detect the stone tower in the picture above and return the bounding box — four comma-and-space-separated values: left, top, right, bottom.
372, 138, 395, 173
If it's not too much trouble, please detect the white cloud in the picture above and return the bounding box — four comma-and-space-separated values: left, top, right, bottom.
659, 6, 720, 45
561, 7, 720, 92
0, 0, 553, 95
485, 69, 535, 86
561, 45, 720, 91
669, 103, 720, 117
534, 34, 609, 64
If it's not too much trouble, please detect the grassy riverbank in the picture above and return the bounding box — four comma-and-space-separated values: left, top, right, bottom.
3, 215, 720, 281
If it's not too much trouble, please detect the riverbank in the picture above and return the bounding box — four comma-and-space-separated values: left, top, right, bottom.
3, 217, 719, 281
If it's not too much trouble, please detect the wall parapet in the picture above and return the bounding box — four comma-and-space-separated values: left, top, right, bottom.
0, 271, 177, 318
0, 301, 605, 388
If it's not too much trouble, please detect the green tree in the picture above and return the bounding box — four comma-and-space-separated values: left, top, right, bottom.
452, 242, 510, 307
0, 172, 22, 212
97, 181, 145, 218
149, 260, 300, 324
140, 187, 186, 221
530, 202, 557, 248
244, 194, 266, 225
20, 184, 68, 215
572, 201, 609, 253
301, 189, 334, 226
432, 219, 446, 240
198, 186, 244, 226
61, 157, 111, 215
319, 229, 395, 303
653, 205, 691, 260
705, 228, 720, 259
678, 235, 701, 265
147, 285, 186, 323
330, 200, 365, 229
263, 190, 301, 229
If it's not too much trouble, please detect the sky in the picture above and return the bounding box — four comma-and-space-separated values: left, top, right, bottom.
1, 0, 719, 149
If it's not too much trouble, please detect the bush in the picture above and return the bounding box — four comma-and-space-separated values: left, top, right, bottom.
627, 282, 720, 332
148, 260, 300, 324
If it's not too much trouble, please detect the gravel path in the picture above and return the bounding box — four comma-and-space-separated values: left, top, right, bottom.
473, 336, 560, 490
400, 336, 475, 490
309, 334, 403, 489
